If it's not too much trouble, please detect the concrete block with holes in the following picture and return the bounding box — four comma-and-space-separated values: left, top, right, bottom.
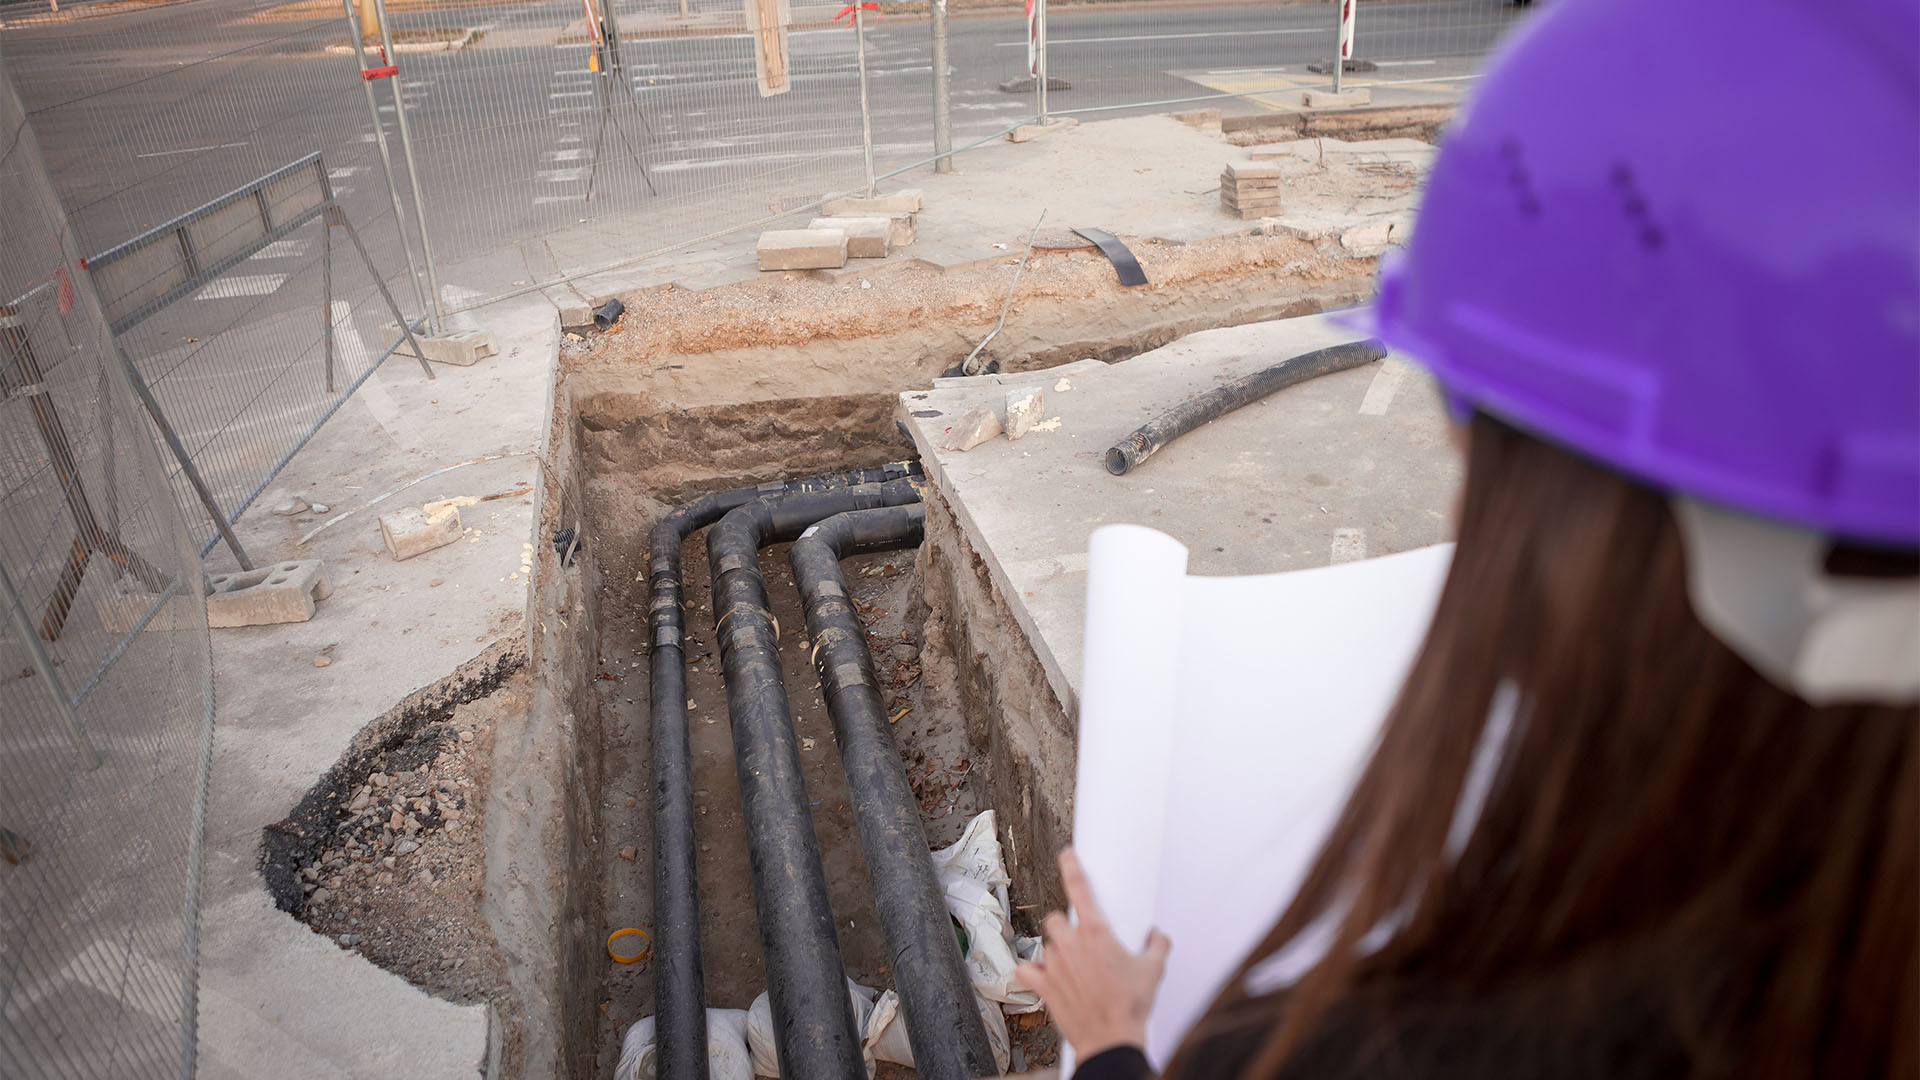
379, 505, 463, 561
413, 329, 497, 367
205, 560, 333, 628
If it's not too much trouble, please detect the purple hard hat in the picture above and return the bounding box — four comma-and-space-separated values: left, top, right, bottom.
1374, 0, 1920, 546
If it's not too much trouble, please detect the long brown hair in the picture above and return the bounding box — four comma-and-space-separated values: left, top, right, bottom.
1164, 415, 1918, 1079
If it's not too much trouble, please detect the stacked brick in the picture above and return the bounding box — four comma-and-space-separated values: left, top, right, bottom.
1219, 162, 1282, 220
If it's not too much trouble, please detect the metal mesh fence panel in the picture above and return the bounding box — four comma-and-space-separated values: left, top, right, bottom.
384, 0, 911, 290
4, 0, 436, 565
0, 56, 215, 1080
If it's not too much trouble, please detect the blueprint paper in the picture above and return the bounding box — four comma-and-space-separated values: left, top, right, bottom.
1070, 526, 1453, 1070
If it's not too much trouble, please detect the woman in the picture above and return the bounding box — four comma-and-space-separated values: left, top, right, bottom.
1016, 1, 1919, 1077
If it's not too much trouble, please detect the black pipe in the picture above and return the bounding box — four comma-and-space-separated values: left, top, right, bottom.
706, 477, 923, 1080
648, 463, 919, 1080
790, 504, 1000, 1079
1103, 339, 1388, 476
594, 297, 625, 330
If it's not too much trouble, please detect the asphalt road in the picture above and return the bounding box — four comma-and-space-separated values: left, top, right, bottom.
7, 0, 1523, 261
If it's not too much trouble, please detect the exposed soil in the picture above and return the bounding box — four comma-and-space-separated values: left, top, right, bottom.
567, 230, 1348, 358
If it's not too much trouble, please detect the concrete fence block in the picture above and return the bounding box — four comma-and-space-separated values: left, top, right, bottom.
414, 329, 497, 367
205, 560, 333, 628
1304, 88, 1372, 109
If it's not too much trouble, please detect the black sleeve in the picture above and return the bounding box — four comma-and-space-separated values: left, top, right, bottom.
1074, 1045, 1155, 1080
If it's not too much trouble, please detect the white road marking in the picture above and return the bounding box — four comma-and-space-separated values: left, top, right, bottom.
327, 166, 359, 180
336, 300, 428, 451
651, 143, 922, 173
551, 90, 594, 98
537, 167, 589, 182
544, 148, 587, 161
558, 134, 584, 144
1374, 59, 1439, 67
333, 186, 356, 198
249, 239, 309, 260
1358, 357, 1409, 416
137, 140, 246, 158
995, 28, 1320, 47
195, 274, 286, 300
533, 194, 587, 204
1330, 528, 1367, 564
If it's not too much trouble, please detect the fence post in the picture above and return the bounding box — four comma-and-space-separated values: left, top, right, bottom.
340, 0, 433, 333
1333, 0, 1356, 95
1036, 0, 1049, 124
932, 0, 952, 173
369, 0, 446, 334
856, 3, 876, 197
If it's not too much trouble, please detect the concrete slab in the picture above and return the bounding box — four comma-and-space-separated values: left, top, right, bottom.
899, 311, 1462, 718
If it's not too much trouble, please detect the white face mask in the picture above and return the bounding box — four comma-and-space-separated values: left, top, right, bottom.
1673, 498, 1920, 706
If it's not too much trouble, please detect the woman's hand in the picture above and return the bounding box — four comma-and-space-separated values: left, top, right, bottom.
1015, 848, 1172, 1060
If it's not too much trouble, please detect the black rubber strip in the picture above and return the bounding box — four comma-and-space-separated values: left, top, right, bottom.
1105, 339, 1388, 475
1071, 226, 1149, 287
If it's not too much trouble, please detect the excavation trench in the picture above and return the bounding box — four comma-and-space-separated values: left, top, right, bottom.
525, 227, 1395, 1077
561, 391, 1019, 1078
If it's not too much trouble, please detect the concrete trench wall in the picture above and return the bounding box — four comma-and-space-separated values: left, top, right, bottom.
916, 486, 1077, 922
487, 366, 608, 1078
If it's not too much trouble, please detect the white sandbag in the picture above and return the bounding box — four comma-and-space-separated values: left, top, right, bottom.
864, 986, 1013, 1074
745, 979, 878, 1077
933, 810, 1043, 1012
615, 1007, 754, 1080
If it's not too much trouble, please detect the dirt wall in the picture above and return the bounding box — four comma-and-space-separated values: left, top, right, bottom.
915, 486, 1078, 924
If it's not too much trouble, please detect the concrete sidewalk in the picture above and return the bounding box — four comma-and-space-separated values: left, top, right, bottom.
192, 290, 556, 1080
